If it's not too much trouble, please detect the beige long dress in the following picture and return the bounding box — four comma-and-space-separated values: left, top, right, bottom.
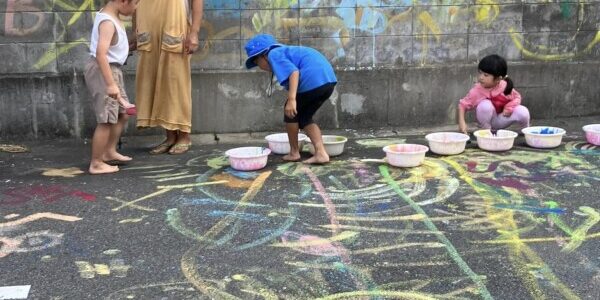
135, 0, 192, 133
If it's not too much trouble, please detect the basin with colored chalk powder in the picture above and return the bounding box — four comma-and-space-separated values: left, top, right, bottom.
225, 147, 271, 171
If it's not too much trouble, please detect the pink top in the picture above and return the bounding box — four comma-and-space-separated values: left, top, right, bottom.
459, 80, 521, 114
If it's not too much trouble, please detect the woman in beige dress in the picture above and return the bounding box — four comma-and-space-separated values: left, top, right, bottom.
134, 0, 203, 154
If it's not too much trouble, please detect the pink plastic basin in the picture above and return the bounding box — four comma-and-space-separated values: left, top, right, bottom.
225, 147, 271, 171
582, 124, 600, 146
383, 144, 429, 168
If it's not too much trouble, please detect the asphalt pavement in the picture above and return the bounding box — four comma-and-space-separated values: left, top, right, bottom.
1, 116, 599, 299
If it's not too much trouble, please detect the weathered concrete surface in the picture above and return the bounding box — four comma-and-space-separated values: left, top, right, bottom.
1, 1, 600, 139
1, 116, 599, 299
2, 62, 600, 140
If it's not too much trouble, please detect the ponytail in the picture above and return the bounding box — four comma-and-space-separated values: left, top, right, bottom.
503, 76, 513, 95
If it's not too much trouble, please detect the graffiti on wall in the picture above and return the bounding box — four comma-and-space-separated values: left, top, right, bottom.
2, 0, 599, 72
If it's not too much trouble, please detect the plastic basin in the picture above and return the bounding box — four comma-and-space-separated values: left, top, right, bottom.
522, 126, 566, 148
383, 144, 429, 168
474, 129, 518, 151
306, 135, 348, 156
582, 124, 600, 146
425, 132, 470, 155
225, 147, 271, 171
265, 133, 308, 154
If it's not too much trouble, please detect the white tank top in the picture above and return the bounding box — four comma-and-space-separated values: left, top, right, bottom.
89, 11, 129, 65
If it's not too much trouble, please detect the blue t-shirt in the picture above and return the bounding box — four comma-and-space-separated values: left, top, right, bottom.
267, 46, 337, 93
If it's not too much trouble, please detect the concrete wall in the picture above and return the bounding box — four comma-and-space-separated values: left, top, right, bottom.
1, 0, 600, 139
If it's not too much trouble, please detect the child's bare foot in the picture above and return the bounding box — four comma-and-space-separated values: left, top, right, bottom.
283, 152, 301, 161
103, 152, 132, 163
89, 162, 119, 174
303, 153, 329, 164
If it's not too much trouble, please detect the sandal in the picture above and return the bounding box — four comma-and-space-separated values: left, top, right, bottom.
168, 143, 191, 155
149, 141, 175, 155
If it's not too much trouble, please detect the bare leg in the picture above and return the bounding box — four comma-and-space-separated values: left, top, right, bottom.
303, 123, 329, 164
103, 114, 132, 162
149, 129, 178, 154
89, 124, 119, 174
175, 130, 191, 144
166, 129, 178, 144
283, 122, 301, 161
168, 130, 192, 154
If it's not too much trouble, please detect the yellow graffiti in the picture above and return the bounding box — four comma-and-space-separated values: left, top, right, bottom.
34, 38, 87, 70
32, 0, 97, 70
321, 224, 439, 235
210, 173, 254, 189
251, 0, 298, 32
75, 259, 131, 279
202, 171, 271, 240
510, 29, 600, 61
180, 171, 272, 299
474, 0, 500, 25
111, 180, 227, 212
418, 12, 442, 37
316, 290, 438, 300
562, 206, 600, 252
118, 216, 146, 224
41, 167, 84, 178
351, 242, 445, 255
335, 214, 425, 222
0, 212, 81, 228
271, 231, 357, 248
443, 158, 582, 300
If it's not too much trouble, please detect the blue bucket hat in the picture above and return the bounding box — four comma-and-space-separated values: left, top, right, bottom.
244, 34, 282, 69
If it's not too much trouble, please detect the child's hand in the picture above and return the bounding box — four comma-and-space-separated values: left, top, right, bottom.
458, 120, 468, 134
502, 110, 512, 117
106, 84, 120, 100
285, 98, 297, 118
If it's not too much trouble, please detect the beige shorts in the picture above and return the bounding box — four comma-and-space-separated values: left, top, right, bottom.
84, 58, 128, 124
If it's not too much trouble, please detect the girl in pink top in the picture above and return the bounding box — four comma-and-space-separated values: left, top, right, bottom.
457, 54, 530, 134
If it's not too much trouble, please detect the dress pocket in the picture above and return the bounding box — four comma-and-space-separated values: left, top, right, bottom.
136, 32, 151, 51
161, 32, 184, 53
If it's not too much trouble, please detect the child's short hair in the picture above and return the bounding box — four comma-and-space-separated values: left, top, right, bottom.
478, 54, 513, 95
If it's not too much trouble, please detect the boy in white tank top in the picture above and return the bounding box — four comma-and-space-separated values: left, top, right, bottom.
84, 0, 138, 174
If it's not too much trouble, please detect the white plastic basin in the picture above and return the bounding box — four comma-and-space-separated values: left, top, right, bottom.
265, 133, 308, 154
425, 132, 470, 155
306, 135, 348, 156
582, 124, 600, 146
522, 126, 566, 149
383, 144, 428, 168
225, 147, 271, 171
474, 129, 518, 151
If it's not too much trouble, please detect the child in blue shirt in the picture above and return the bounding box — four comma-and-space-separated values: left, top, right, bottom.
245, 34, 337, 164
